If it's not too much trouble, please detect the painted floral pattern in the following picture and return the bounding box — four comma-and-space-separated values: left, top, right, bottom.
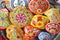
16, 14, 26, 23
10, 6, 33, 28
0, 8, 10, 29
6, 25, 23, 40
45, 8, 60, 23
31, 15, 49, 29
45, 22, 60, 35
29, 0, 50, 14
24, 24, 40, 40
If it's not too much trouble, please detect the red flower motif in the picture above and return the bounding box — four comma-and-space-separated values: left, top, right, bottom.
38, 16, 42, 21
16, 14, 26, 23
24, 24, 41, 38
16, 36, 20, 39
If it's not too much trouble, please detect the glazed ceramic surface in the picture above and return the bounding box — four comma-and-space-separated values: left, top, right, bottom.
29, 0, 50, 14
6, 25, 23, 40
31, 15, 49, 29
0, 8, 10, 30
38, 32, 52, 40
45, 8, 60, 23
9, 0, 31, 8
24, 24, 41, 40
9, 6, 33, 28
45, 22, 60, 35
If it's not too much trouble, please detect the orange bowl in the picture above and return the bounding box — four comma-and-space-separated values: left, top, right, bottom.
29, 0, 50, 14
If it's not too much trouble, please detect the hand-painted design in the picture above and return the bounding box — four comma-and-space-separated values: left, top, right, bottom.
1, 17, 5, 21
31, 15, 49, 29
45, 22, 60, 35
10, 0, 15, 7
10, 0, 30, 8
16, 14, 26, 23
10, 6, 33, 28
1, 8, 8, 13
29, 0, 50, 14
6, 25, 23, 40
38, 32, 52, 40
45, 8, 60, 23
24, 34, 34, 40
3, 0, 10, 8
0, 8, 10, 30
13, 0, 25, 7
0, 1, 5, 8
10, 30, 21, 40
24, 24, 41, 40
38, 16, 42, 21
